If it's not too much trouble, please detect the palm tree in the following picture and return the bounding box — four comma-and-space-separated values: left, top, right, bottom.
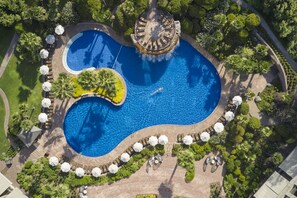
52, 73, 75, 100
97, 69, 116, 97
77, 70, 98, 90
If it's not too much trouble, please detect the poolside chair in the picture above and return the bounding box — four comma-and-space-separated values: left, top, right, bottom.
126, 146, 134, 155
114, 157, 121, 166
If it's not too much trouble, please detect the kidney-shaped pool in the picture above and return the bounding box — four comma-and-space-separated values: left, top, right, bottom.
63, 30, 221, 157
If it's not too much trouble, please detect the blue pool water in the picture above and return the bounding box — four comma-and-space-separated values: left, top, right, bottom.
64, 30, 221, 157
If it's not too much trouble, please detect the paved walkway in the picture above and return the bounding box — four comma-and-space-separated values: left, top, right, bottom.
0, 33, 19, 78
87, 151, 224, 198
0, 33, 18, 136
233, 0, 297, 71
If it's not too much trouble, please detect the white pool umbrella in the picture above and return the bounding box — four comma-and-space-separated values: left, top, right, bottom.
182, 135, 193, 145
55, 25, 64, 35
45, 34, 55, 44
91, 167, 101, 177
40, 49, 49, 59
41, 98, 51, 108
108, 164, 118, 174
61, 162, 71, 173
232, 96, 242, 106
148, 136, 158, 146
120, 153, 130, 163
200, 132, 210, 142
42, 82, 52, 92
133, 142, 143, 152
39, 65, 49, 75
214, 122, 224, 133
49, 156, 59, 166
38, 113, 48, 123
158, 135, 168, 145
75, 167, 85, 177
225, 111, 235, 121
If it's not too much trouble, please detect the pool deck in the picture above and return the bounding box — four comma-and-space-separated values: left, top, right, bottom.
48, 22, 233, 167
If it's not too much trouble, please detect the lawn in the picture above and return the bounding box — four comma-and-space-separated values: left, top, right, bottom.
0, 55, 42, 125
0, 26, 14, 64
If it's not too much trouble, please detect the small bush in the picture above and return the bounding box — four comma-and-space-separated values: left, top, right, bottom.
172, 144, 182, 156
14, 23, 25, 35
181, 18, 193, 34
239, 102, 249, 115
136, 194, 157, 198
235, 135, 243, 144
247, 117, 261, 131
24, 161, 33, 169
185, 169, 195, 183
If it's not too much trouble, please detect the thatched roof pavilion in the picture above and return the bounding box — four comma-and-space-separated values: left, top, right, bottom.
131, 8, 180, 56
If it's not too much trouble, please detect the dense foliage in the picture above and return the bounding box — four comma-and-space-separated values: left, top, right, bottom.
9, 104, 36, 135
246, 0, 297, 61
18, 145, 165, 197
172, 142, 213, 182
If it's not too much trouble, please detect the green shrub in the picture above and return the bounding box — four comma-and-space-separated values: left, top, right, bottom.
274, 124, 293, 138
185, 169, 195, 183
257, 86, 277, 114
14, 23, 25, 35
239, 102, 249, 115
136, 194, 157, 198
235, 135, 243, 144
172, 144, 182, 156
230, 2, 241, 13
24, 161, 33, 169
271, 152, 283, 166
155, 144, 165, 155
188, 5, 206, 19
247, 117, 261, 131
124, 27, 133, 42
232, 125, 245, 136
181, 18, 193, 34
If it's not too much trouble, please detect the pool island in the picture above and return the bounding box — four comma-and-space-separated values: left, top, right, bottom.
72, 68, 127, 106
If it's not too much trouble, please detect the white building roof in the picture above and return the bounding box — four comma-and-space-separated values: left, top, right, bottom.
6, 188, 27, 198
254, 172, 289, 198
279, 146, 297, 178
0, 172, 12, 195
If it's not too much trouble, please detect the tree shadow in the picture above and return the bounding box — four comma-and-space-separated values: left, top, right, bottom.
119, 47, 168, 86
158, 182, 173, 198
18, 87, 31, 102
16, 59, 38, 89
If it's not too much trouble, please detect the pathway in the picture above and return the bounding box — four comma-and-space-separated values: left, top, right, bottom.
0, 88, 10, 135
87, 149, 224, 198
0, 32, 19, 135
0, 33, 19, 78
232, 0, 297, 71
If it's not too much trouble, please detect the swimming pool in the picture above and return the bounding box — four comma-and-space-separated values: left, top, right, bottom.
63, 30, 221, 157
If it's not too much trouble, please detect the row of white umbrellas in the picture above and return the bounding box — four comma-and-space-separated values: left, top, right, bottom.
48, 96, 243, 175
49, 157, 114, 176
39, 25, 65, 59
181, 96, 242, 144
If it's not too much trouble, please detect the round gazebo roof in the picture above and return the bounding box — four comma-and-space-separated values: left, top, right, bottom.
131, 9, 180, 55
